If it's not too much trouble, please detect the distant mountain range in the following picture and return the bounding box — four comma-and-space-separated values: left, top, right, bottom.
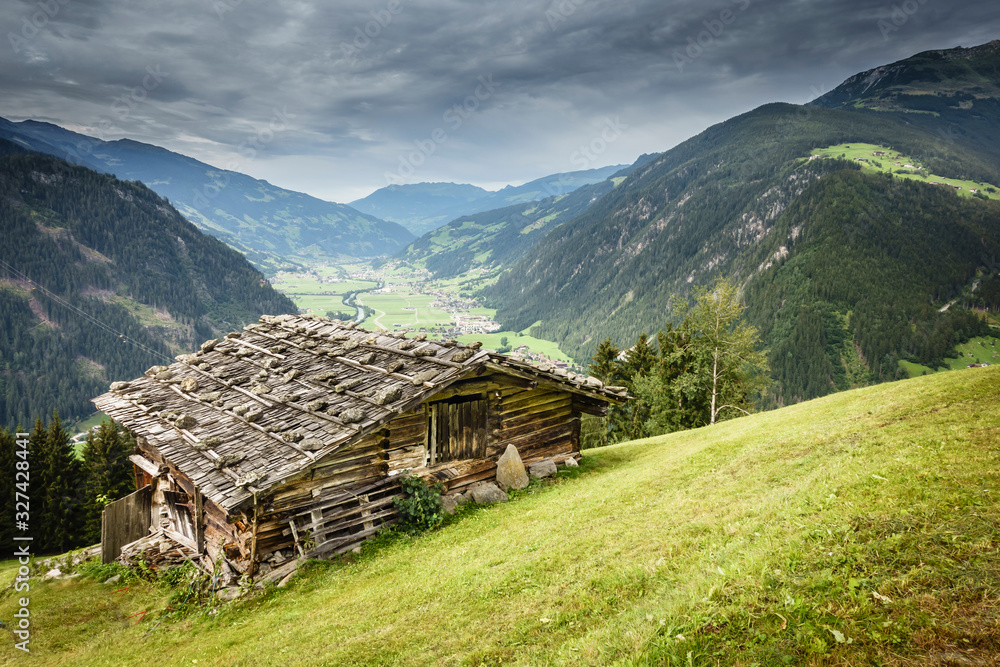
0, 138, 297, 428
396, 158, 654, 277
350, 165, 629, 236
484, 40, 1000, 406
0, 118, 414, 270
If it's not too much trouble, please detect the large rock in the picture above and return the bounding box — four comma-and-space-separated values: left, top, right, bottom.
440, 493, 469, 515
496, 444, 529, 490
469, 482, 508, 505
216, 586, 241, 602
528, 458, 558, 479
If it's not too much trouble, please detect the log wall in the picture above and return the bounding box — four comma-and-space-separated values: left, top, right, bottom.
137, 376, 589, 564
252, 380, 581, 559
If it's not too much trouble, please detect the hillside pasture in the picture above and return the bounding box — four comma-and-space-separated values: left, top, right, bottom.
899, 334, 1000, 377
810, 143, 1000, 200
3, 367, 999, 665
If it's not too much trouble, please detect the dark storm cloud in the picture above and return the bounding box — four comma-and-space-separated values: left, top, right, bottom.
1, 0, 997, 200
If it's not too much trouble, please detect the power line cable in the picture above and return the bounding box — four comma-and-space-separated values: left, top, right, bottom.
0, 258, 173, 364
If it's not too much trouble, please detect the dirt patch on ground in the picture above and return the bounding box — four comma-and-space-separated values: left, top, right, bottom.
27, 297, 59, 328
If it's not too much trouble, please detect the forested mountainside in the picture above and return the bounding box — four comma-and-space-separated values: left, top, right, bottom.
395, 160, 649, 278
484, 100, 1000, 406
351, 164, 631, 236
744, 169, 998, 404
0, 118, 414, 269
812, 40, 1000, 174
0, 140, 297, 428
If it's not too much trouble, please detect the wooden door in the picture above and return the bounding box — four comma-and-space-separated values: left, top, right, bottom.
428, 395, 487, 464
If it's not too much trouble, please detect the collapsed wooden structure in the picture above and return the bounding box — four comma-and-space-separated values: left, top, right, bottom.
94, 314, 626, 571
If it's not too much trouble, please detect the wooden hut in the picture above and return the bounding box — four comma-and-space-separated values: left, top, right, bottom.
93, 314, 626, 570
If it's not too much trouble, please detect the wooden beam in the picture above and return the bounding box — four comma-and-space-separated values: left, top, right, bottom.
571, 393, 610, 417
194, 487, 205, 554
248, 503, 260, 577
483, 362, 623, 404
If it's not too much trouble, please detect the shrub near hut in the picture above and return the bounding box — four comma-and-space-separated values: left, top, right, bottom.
394, 472, 445, 534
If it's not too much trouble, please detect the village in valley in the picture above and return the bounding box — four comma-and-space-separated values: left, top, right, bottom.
267, 260, 584, 372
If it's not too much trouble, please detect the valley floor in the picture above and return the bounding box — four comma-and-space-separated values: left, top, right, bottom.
271, 260, 580, 368
2, 367, 999, 665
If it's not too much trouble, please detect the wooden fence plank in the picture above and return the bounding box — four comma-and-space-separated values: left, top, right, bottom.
101, 485, 153, 564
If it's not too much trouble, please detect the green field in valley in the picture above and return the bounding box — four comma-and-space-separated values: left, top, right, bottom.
269, 265, 378, 317
809, 143, 1000, 200
455, 331, 574, 363
357, 291, 457, 331
355, 268, 576, 363
5, 367, 999, 664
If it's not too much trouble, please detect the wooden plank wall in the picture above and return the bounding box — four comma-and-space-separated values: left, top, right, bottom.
493, 385, 577, 465
256, 431, 390, 557
132, 440, 249, 569
101, 485, 153, 564
248, 383, 583, 562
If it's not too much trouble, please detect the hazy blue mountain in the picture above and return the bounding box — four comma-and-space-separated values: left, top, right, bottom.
349, 182, 491, 236
0, 118, 414, 271
351, 164, 629, 236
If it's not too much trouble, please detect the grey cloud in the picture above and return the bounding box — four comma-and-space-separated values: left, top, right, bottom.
0, 0, 997, 201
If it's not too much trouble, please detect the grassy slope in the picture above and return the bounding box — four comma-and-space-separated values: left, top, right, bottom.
810, 143, 1000, 200
3, 368, 999, 665
901, 334, 1000, 377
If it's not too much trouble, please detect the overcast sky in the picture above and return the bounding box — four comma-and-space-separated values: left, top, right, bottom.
1, 0, 998, 202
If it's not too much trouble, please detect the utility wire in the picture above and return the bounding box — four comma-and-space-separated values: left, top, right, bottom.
0, 258, 173, 363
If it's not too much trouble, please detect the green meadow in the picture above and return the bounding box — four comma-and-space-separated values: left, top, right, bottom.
809, 143, 1000, 200
356, 291, 456, 330
899, 334, 1000, 377
4, 367, 999, 665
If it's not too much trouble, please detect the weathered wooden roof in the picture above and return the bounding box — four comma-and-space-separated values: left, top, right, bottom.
94, 314, 626, 513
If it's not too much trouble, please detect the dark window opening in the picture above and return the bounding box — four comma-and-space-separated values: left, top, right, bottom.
427, 394, 487, 465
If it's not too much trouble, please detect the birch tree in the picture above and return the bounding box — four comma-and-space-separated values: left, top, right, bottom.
687, 278, 770, 424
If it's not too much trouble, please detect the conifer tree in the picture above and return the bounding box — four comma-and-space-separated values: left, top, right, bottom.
587, 339, 624, 448
0, 428, 16, 547
634, 321, 712, 433
589, 339, 623, 384
81, 420, 136, 543
38, 412, 83, 553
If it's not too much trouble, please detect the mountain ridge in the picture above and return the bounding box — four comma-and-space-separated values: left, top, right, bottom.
484, 41, 1000, 405
0, 138, 298, 428
350, 164, 630, 236
0, 118, 414, 270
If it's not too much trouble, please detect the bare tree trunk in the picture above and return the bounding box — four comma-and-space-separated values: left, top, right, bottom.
710, 347, 719, 425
